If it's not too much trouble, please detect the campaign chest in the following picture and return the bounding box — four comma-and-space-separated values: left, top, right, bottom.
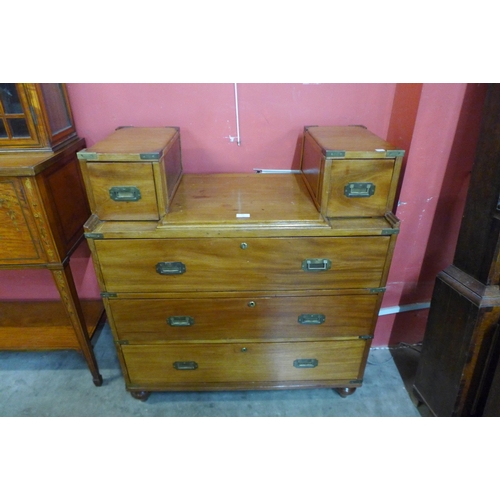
85, 172, 399, 400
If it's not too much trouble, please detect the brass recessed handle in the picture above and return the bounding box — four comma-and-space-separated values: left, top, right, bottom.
344, 182, 375, 198
156, 262, 186, 275
293, 359, 318, 369
301, 259, 332, 272
298, 314, 326, 325
167, 316, 195, 327
173, 361, 198, 370
109, 186, 142, 201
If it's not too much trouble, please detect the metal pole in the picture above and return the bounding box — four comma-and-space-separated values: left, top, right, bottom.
234, 83, 241, 146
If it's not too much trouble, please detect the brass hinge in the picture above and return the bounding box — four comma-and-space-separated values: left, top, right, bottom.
325, 150, 346, 158
382, 228, 400, 235
349, 379, 363, 384
359, 335, 374, 340
116, 340, 129, 345
77, 151, 98, 160
369, 287, 386, 294
100, 292, 117, 298
140, 152, 160, 160
85, 232, 104, 239
386, 150, 405, 157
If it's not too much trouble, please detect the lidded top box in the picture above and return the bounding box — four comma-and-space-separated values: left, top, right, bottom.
300, 126, 404, 218
77, 126, 182, 221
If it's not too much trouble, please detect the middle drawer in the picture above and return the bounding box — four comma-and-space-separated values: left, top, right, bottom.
95, 236, 390, 292
107, 292, 380, 342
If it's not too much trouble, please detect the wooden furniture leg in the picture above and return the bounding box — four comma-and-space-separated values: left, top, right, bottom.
130, 391, 151, 402
51, 262, 103, 386
335, 387, 357, 398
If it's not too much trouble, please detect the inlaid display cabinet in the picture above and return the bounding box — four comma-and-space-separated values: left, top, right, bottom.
0, 83, 104, 386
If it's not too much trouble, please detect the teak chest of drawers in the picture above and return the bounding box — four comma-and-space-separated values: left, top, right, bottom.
85, 173, 400, 400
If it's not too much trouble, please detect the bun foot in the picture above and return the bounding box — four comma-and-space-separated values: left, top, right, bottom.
93, 374, 103, 387
335, 387, 357, 398
130, 390, 151, 402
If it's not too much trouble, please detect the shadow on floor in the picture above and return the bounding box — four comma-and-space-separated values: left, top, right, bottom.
389, 343, 432, 417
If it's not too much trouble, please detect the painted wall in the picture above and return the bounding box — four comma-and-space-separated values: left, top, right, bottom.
1, 83, 487, 346
67, 83, 397, 172
377, 83, 487, 345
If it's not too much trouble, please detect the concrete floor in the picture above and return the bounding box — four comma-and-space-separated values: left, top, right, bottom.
0, 321, 426, 417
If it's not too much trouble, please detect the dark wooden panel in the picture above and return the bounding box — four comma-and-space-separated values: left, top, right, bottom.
453, 84, 500, 285
414, 267, 500, 416
483, 340, 500, 416
40, 140, 90, 255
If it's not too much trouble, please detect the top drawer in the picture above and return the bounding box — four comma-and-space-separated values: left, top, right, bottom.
77, 127, 182, 221
94, 236, 391, 293
301, 126, 404, 218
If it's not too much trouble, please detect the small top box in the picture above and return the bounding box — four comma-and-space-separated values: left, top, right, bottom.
300, 126, 404, 218
77, 127, 182, 221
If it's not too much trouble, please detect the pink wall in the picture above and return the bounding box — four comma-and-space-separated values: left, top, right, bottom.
67, 84, 396, 173
0, 240, 101, 301
1, 83, 487, 346
377, 83, 487, 345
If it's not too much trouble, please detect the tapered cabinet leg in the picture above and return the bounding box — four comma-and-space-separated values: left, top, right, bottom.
51, 263, 103, 386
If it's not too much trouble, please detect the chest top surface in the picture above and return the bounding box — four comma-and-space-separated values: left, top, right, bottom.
84, 127, 179, 159
162, 173, 326, 226
306, 126, 398, 156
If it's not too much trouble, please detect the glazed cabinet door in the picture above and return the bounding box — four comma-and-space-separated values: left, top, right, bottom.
0, 83, 40, 148
0, 83, 76, 151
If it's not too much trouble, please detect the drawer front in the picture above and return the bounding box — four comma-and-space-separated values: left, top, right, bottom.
95, 236, 390, 292
326, 159, 396, 217
0, 179, 46, 264
121, 340, 366, 385
86, 162, 159, 220
109, 293, 379, 342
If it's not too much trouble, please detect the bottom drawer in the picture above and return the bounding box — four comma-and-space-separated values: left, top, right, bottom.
121, 340, 367, 386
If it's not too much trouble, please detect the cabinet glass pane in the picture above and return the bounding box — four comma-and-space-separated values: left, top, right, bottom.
8, 118, 30, 137
39, 83, 71, 135
0, 120, 7, 138
0, 84, 23, 114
